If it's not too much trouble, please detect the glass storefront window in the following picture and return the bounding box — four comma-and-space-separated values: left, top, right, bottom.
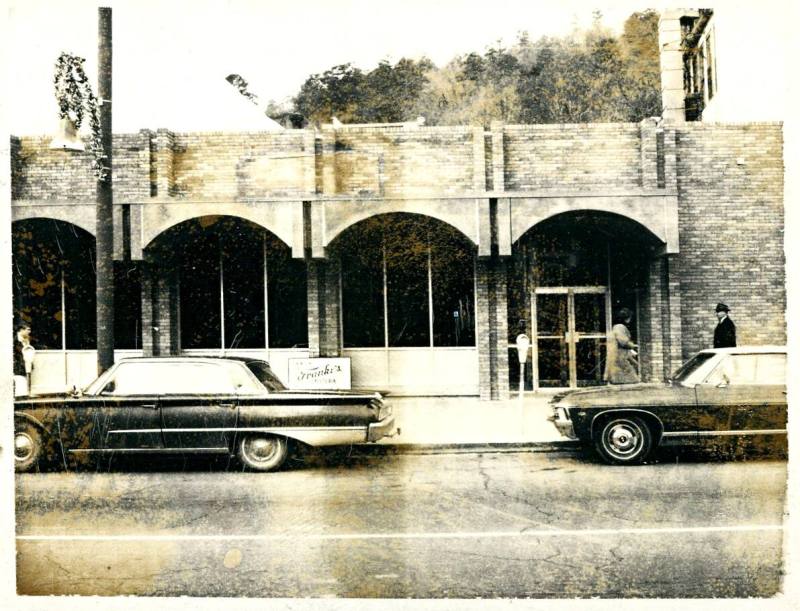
341, 223, 385, 348
165, 216, 306, 350
12, 219, 96, 350
337, 213, 476, 349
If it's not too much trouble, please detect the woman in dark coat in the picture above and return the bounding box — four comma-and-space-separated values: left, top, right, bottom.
604, 308, 640, 384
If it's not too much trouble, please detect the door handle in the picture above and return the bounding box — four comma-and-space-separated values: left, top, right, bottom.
218, 403, 236, 409
141, 404, 158, 410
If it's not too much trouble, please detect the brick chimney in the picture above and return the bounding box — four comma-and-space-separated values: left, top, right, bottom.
658, 9, 693, 123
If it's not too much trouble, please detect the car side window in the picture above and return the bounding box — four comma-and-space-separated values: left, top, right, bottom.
706, 355, 758, 386
225, 362, 264, 394
103, 362, 159, 395
156, 363, 236, 394
102, 362, 238, 395
755, 354, 786, 385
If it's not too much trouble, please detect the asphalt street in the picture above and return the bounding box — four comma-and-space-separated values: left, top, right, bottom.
15, 445, 788, 598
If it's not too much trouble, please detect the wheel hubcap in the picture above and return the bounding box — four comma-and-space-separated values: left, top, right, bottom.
244, 437, 278, 463
14, 433, 34, 462
606, 422, 641, 456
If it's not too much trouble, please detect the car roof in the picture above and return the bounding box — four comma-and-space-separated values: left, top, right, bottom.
697, 345, 786, 355
115, 356, 270, 364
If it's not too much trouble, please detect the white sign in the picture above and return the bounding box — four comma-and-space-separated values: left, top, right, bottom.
288, 358, 351, 390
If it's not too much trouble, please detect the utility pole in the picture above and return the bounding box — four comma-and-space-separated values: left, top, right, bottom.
96, 7, 114, 373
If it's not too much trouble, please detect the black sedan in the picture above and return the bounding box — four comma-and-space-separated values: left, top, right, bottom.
14, 356, 396, 472
551, 346, 787, 464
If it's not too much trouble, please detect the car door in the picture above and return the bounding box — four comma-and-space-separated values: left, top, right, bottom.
53, 362, 164, 454
158, 361, 239, 451
694, 354, 761, 436
95, 361, 165, 450
730, 353, 787, 434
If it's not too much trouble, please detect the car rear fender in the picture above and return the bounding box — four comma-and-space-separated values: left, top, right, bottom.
14, 412, 55, 438
590, 409, 665, 445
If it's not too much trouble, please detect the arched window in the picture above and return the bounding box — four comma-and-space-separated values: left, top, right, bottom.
151, 216, 307, 350
12, 219, 97, 350
336, 214, 476, 348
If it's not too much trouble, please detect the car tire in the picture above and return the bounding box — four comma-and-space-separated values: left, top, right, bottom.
14, 422, 45, 473
594, 416, 653, 465
237, 434, 288, 472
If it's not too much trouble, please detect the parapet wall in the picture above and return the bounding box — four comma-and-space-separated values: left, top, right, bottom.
11, 120, 670, 202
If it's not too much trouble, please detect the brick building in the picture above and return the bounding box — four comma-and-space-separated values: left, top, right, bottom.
9, 10, 786, 400
659, 8, 787, 123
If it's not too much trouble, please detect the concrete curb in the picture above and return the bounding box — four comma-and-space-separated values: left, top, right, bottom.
354, 440, 582, 455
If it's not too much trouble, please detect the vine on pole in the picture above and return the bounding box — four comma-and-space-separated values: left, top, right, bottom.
53, 52, 108, 181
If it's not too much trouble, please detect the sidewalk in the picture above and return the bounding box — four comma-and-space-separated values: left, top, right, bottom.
374, 393, 572, 449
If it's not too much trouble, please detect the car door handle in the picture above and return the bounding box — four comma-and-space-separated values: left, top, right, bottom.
218, 403, 236, 409
141, 404, 158, 410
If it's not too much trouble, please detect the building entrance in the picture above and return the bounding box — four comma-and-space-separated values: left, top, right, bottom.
508, 211, 658, 394
532, 287, 610, 389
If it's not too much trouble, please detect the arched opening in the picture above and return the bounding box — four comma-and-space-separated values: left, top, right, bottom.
12, 218, 143, 392
508, 211, 662, 390
330, 213, 477, 394
331, 213, 476, 349
147, 215, 307, 351
12, 219, 98, 350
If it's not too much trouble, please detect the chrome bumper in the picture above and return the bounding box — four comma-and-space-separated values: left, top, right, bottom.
553, 410, 577, 440
367, 414, 397, 442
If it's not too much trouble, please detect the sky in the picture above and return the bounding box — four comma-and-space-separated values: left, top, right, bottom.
3, 0, 654, 134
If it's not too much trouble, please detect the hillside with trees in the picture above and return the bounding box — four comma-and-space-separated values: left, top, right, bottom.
292, 10, 661, 126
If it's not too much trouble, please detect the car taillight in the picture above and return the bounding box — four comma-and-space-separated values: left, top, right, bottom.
370, 397, 389, 419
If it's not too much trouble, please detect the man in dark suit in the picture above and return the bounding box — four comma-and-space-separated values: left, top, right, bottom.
713, 303, 736, 348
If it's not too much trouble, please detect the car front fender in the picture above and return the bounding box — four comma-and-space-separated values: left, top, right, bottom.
588, 408, 665, 445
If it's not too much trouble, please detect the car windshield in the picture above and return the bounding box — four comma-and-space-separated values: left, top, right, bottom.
243, 360, 287, 391
671, 352, 716, 385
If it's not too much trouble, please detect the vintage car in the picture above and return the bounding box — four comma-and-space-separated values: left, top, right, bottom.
551, 346, 787, 464
14, 356, 396, 473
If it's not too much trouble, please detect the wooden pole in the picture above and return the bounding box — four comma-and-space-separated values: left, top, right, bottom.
96, 7, 114, 373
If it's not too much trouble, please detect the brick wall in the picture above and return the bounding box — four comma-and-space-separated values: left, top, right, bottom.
170, 130, 311, 199
675, 122, 785, 356
10, 123, 664, 202
329, 127, 477, 197
13, 132, 150, 202
503, 124, 642, 191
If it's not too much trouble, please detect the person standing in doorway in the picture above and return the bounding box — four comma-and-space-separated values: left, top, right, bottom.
604, 308, 640, 384
713, 302, 736, 348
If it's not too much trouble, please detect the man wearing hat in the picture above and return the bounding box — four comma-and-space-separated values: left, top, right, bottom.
713, 303, 736, 348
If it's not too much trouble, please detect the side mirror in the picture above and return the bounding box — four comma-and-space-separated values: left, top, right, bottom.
101, 380, 116, 394
69, 384, 83, 398
716, 374, 730, 388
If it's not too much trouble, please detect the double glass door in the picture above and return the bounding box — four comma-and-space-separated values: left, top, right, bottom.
532, 287, 610, 389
